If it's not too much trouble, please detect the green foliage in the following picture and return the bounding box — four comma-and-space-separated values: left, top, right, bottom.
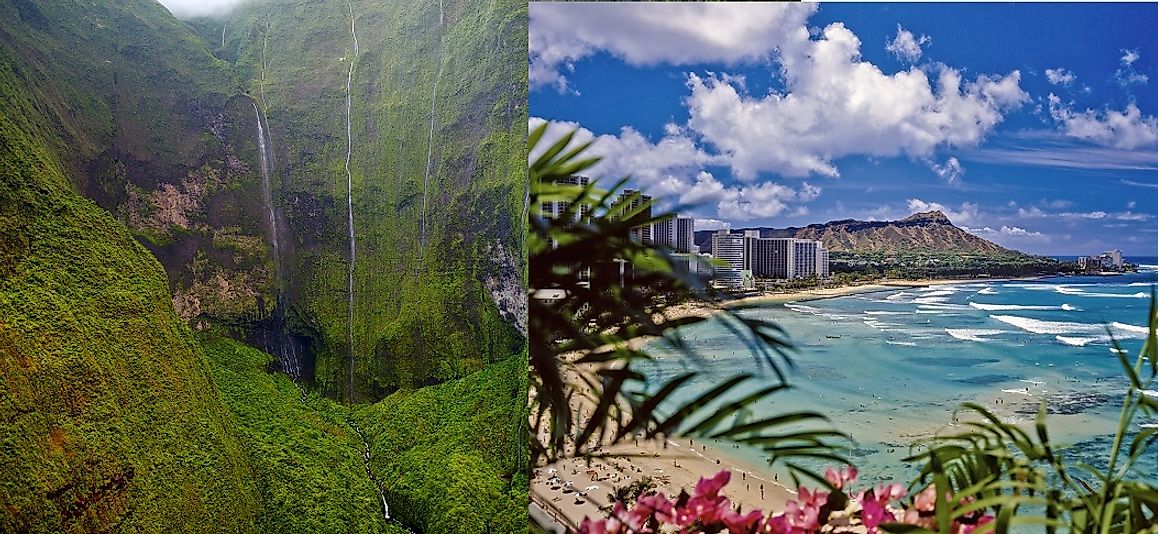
0, 49, 259, 532
833, 251, 1077, 280
891, 296, 1158, 534
353, 355, 529, 533
528, 124, 849, 492
200, 337, 405, 533
224, 0, 527, 400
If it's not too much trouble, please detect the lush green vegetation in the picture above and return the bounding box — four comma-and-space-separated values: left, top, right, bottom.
0, 46, 260, 532
220, 0, 527, 399
201, 337, 403, 533
354, 355, 529, 533
2, 0, 526, 401
4, 1, 528, 532
832, 251, 1079, 280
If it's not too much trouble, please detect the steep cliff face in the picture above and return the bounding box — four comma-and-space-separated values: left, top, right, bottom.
216, 0, 528, 400
0, 44, 260, 532
0, 0, 527, 401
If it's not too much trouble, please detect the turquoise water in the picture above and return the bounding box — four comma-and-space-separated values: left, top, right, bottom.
644, 264, 1158, 487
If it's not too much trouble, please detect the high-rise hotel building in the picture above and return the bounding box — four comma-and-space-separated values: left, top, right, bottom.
711, 229, 830, 280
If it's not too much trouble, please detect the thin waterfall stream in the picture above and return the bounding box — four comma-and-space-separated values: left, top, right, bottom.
343, 0, 359, 401
252, 101, 302, 381
348, 418, 391, 521
419, 0, 445, 249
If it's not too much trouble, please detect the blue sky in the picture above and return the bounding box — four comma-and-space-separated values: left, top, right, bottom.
529, 3, 1158, 256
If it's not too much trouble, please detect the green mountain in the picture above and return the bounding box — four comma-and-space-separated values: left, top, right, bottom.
1, 0, 526, 531
0, 40, 259, 531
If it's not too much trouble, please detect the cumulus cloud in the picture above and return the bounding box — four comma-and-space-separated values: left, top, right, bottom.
885, 25, 930, 63
926, 156, 964, 184
685, 23, 1027, 179
677, 172, 822, 221
529, 3, 817, 91
156, 0, 249, 18
528, 117, 720, 197
905, 198, 981, 225
1044, 67, 1076, 86
529, 119, 820, 222
1048, 94, 1158, 149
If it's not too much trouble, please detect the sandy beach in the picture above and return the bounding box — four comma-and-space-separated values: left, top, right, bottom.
532, 437, 794, 530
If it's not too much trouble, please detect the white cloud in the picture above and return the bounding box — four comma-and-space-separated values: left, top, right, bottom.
885, 25, 930, 63
1059, 211, 1108, 219
1048, 94, 1158, 150
1115, 49, 1148, 86
1116, 211, 1151, 221
529, 3, 817, 91
695, 218, 731, 231
1044, 68, 1076, 86
1127, 200, 1137, 209
1122, 49, 1140, 66
905, 198, 980, 225
1017, 206, 1046, 218
685, 23, 1028, 180
156, 0, 249, 18
678, 172, 822, 221
926, 156, 964, 184
529, 120, 821, 223
528, 117, 720, 196
964, 225, 1048, 240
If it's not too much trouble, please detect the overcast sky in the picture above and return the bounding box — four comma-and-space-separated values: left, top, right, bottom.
530, 3, 1158, 256
156, 0, 249, 19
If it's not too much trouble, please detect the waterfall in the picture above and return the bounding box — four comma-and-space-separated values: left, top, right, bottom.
252, 101, 301, 381
349, 419, 391, 522
221, 21, 227, 49
419, 0, 446, 249
343, 0, 359, 400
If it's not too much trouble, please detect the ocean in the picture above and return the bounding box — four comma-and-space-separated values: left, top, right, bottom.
644, 260, 1158, 487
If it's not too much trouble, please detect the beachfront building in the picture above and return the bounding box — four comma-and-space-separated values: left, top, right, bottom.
675, 217, 695, 253
1077, 249, 1125, 271
711, 230, 830, 285
652, 218, 674, 248
616, 189, 653, 243
540, 175, 590, 221
1106, 249, 1123, 268
711, 230, 746, 269
745, 236, 796, 278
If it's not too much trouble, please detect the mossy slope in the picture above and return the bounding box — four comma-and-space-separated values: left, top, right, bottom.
353, 355, 529, 533
201, 337, 405, 533
0, 46, 259, 532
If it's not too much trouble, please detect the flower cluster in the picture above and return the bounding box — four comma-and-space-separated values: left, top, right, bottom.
578, 468, 995, 534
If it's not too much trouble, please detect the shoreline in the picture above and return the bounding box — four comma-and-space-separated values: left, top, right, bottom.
531, 437, 796, 529
542, 274, 1073, 525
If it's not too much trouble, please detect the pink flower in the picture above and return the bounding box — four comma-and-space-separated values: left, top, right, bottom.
578, 515, 624, 534
955, 515, 995, 534
723, 509, 766, 534
854, 483, 905, 533
913, 485, 938, 512
824, 465, 858, 490
695, 470, 732, 499
635, 493, 675, 525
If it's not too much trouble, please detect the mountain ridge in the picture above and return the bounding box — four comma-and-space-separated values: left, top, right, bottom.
696, 211, 1018, 256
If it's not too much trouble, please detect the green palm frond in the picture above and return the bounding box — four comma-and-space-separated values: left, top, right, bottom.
528, 123, 848, 489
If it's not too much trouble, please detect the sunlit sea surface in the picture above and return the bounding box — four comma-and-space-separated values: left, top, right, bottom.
644, 261, 1158, 486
